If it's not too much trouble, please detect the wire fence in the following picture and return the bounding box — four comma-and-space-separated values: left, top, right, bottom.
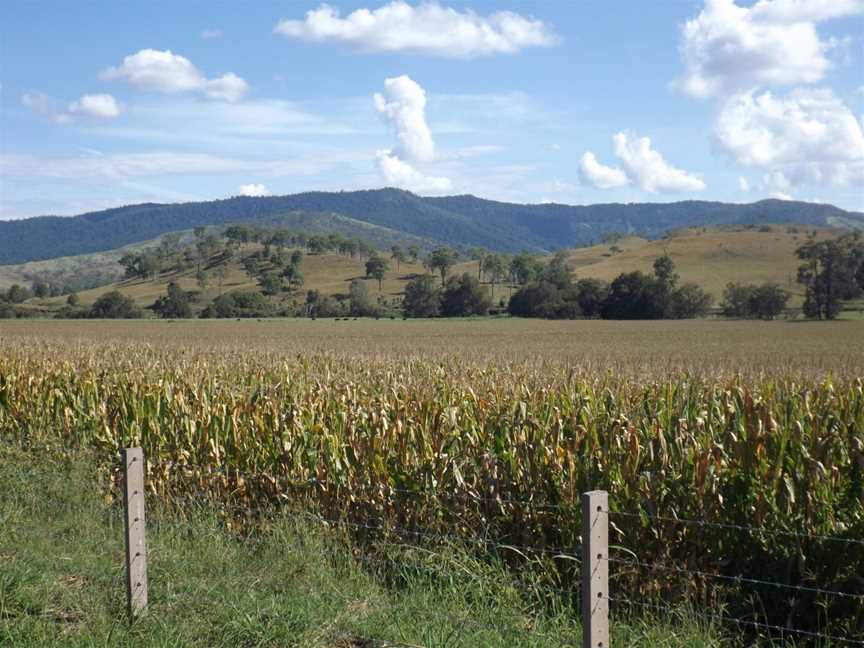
117, 453, 863, 646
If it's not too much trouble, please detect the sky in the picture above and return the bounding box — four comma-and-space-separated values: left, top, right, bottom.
0, 0, 862, 220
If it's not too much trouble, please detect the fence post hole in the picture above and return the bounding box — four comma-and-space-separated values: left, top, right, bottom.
122, 447, 148, 618
582, 490, 609, 648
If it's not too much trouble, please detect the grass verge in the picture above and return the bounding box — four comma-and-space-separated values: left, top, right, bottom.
0, 446, 736, 647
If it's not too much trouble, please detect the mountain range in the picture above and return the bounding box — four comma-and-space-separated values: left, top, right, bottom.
2, 188, 862, 265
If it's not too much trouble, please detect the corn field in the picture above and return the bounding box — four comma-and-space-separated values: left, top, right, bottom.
1, 320, 863, 639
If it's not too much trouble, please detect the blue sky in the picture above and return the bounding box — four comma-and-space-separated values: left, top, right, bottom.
1, 0, 862, 219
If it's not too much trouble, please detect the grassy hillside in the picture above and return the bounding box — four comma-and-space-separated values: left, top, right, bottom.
567, 225, 838, 305
21, 224, 843, 316
3, 187, 862, 264
30, 245, 514, 314
0, 212, 439, 294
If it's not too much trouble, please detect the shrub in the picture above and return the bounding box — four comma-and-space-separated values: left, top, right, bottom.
89, 291, 142, 319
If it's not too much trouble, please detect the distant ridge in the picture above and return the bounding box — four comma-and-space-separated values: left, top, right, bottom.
2, 188, 862, 265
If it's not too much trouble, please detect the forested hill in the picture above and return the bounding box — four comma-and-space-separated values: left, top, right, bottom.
2, 188, 862, 265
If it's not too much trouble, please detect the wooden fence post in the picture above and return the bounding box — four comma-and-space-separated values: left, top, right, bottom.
582, 490, 609, 648
122, 447, 148, 618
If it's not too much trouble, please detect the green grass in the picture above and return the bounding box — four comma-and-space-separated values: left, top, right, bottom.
0, 447, 734, 647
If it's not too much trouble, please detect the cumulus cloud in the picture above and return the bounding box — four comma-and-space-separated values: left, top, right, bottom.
372, 75, 452, 193
674, 0, 863, 98
615, 132, 706, 192
101, 49, 248, 102
375, 150, 452, 193
580, 133, 705, 193
374, 75, 435, 162
23, 92, 120, 123
715, 87, 864, 187
578, 152, 628, 189
274, 1, 557, 57
67, 94, 121, 119
238, 183, 270, 196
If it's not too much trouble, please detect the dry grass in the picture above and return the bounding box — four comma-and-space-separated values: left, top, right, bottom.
565, 226, 838, 304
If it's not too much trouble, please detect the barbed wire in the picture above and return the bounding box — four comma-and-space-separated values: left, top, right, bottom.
605, 509, 864, 547
606, 594, 864, 645
604, 555, 864, 600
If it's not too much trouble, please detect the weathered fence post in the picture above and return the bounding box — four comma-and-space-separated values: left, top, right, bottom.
582, 490, 609, 648
121, 447, 148, 618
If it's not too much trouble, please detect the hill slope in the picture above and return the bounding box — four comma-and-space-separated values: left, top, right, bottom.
24, 225, 831, 315
2, 189, 862, 264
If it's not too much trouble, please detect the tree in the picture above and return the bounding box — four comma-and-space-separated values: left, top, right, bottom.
281, 264, 304, 291
152, 282, 193, 319
796, 233, 864, 319
510, 254, 543, 285
138, 253, 161, 281
508, 282, 567, 319
200, 291, 272, 318
243, 256, 261, 277
542, 252, 573, 289
196, 270, 209, 292
193, 225, 207, 240
365, 254, 389, 291
214, 264, 228, 294
66, 292, 80, 306
428, 248, 458, 284
721, 282, 754, 318
441, 273, 492, 317
89, 291, 141, 319
748, 284, 789, 320
652, 254, 679, 317
390, 245, 407, 271
601, 271, 661, 320
575, 279, 610, 318
290, 250, 304, 268
484, 254, 506, 298
349, 279, 376, 316
5, 284, 30, 304
669, 283, 714, 319
403, 275, 440, 318
259, 272, 282, 296
32, 280, 50, 299
408, 245, 421, 263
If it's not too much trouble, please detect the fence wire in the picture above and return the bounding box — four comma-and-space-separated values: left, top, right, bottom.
606, 595, 864, 646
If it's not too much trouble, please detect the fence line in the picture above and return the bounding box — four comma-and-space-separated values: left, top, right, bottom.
604, 556, 864, 600
119, 448, 862, 646
607, 508, 864, 547
606, 595, 864, 646
139, 458, 863, 548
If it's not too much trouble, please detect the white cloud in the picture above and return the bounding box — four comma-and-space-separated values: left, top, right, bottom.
21, 93, 72, 124
101, 49, 248, 102
578, 151, 628, 189
674, 0, 863, 98
274, 1, 557, 57
375, 150, 452, 193
201, 29, 223, 39
771, 191, 794, 200
68, 94, 121, 119
23, 92, 120, 123
715, 87, 864, 187
372, 75, 453, 193
579, 134, 705, 193
374, 75, 435, 162
738, 176, 750, 192
613, 132, 706, 193
238, 183, 270, 196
